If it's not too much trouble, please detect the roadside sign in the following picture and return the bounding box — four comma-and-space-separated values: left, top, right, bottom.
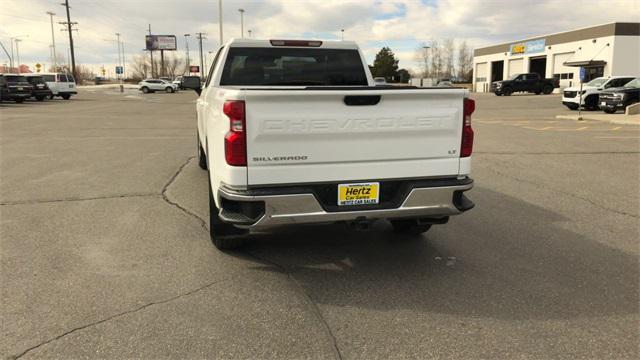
579, 67, 587, 83
115, 66, 123, 75
189, 65, 199, 73
35, 63, 42, 73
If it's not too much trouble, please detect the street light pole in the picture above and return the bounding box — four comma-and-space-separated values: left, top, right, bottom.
14, 39, 22, 73
238, 9, 245, 38
115, 33, 123, 92
219, 0, 223, 45
46, 11, 57, 69
184, 33, 190, 74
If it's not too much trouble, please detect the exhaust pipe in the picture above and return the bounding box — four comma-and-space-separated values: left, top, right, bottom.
351, 217, 371, 231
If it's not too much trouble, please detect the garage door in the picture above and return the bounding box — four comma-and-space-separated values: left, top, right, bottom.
553, 52, 574, 74
508, 58, 523, 76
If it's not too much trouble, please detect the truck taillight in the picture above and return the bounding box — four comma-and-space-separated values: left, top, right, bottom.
461, 98, 475, 158
223, 100, 247, 166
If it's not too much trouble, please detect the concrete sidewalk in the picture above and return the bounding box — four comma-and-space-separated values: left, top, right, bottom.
556, 113, 640, 125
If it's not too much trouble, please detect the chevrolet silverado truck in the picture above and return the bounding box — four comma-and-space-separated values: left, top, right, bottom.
183, 39, 475, 250
598, 77, 639, 113
491, 73, 558, 96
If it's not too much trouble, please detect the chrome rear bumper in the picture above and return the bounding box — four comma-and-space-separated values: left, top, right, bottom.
218, 180, 473, 229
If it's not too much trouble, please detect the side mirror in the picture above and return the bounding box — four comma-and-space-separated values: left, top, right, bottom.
182, 76, 202, 95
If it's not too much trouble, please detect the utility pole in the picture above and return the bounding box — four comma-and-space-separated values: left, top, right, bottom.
14, 39, 22, 73
46, 11, 57, 69
218, 0, 223, 46
60, 0, 77, 80
184, 33, 190, 74
238, 9, 245, 38
148, 24, 155, 78
196, 32, 206, 78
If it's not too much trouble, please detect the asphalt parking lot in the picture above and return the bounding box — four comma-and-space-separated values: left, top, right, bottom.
1, 88, 638, 359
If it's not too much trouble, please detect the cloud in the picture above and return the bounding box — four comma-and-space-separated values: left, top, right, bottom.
1, 0, 638, 73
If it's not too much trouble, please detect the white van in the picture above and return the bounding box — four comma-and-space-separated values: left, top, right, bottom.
41, 72, 78, 99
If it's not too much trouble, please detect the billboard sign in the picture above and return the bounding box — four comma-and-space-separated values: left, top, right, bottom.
510, 39, 545, 55
145, 35, 177, 51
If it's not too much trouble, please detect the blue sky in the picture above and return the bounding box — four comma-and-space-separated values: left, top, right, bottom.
1, 0, 638, 73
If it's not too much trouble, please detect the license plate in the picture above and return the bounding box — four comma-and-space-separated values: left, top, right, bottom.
601, 102, 606, 106
17, 87, 23, 91
338, 182, 379, 206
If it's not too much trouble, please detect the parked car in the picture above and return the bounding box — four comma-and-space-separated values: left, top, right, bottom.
173, 76, 183, 89
562, 76, 635, 110
436, 80, 454, 87
0, 74, 32, 103
373, 77, 387, 86
491, 73, 559, 96
598, 77, 640, 113
24, 74, 53, 101
41, 72, 77, 100
182, 38, 475, 250
138, 79, 178, 93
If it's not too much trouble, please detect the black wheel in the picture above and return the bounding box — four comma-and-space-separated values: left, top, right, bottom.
208, 175, 247, 250
165, 87, 174, 93
15, 98, 24, 103
502, 87, 513, 96
534, 90, 542, 95
36, 96, 45, 101
141, 86, 149, 94
390, 219, 432, 235
584, 95, 598, 111
49, 94, 54, 99
197, 134, 207, 170
566, 103, 579, 110
61, 94, 71, 100
494, 92, 502, 96
542, 85, 553, 94
603, 107, 617, 114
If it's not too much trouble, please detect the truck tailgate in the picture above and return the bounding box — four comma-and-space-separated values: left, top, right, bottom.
243, 88, 466, 186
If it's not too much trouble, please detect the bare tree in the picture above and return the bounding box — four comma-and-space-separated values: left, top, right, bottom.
442, 39, 455, 79
429, 40, 443, 81
129, 54, 150, 81
414, 43, 431, 78
456, 40, 473, 83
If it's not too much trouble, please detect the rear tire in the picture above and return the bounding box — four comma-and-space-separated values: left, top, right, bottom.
141, 87, 149, 94
36, 95, 45, 101
209, 175, 247, 250
603, 107, 617, 114
542, 85, 553, 94
197, 134, 207, 170
61, 94, 71, 100
166, 87, 174, 93
566, 103, 579, 110
390, 219, 432, 235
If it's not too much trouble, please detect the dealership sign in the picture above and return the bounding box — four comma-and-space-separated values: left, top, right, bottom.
145, 35, 177, 51
510, 39, 545, 55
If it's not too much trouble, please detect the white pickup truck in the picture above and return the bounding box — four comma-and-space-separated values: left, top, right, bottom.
183, 39, 475, 250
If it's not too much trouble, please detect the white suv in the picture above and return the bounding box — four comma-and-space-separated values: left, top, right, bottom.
562, 76, 635, 110
41, 72, 77, 100
138, 79, 178, 93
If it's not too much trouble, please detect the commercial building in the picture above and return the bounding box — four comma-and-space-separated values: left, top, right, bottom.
472, 22, 640, 93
